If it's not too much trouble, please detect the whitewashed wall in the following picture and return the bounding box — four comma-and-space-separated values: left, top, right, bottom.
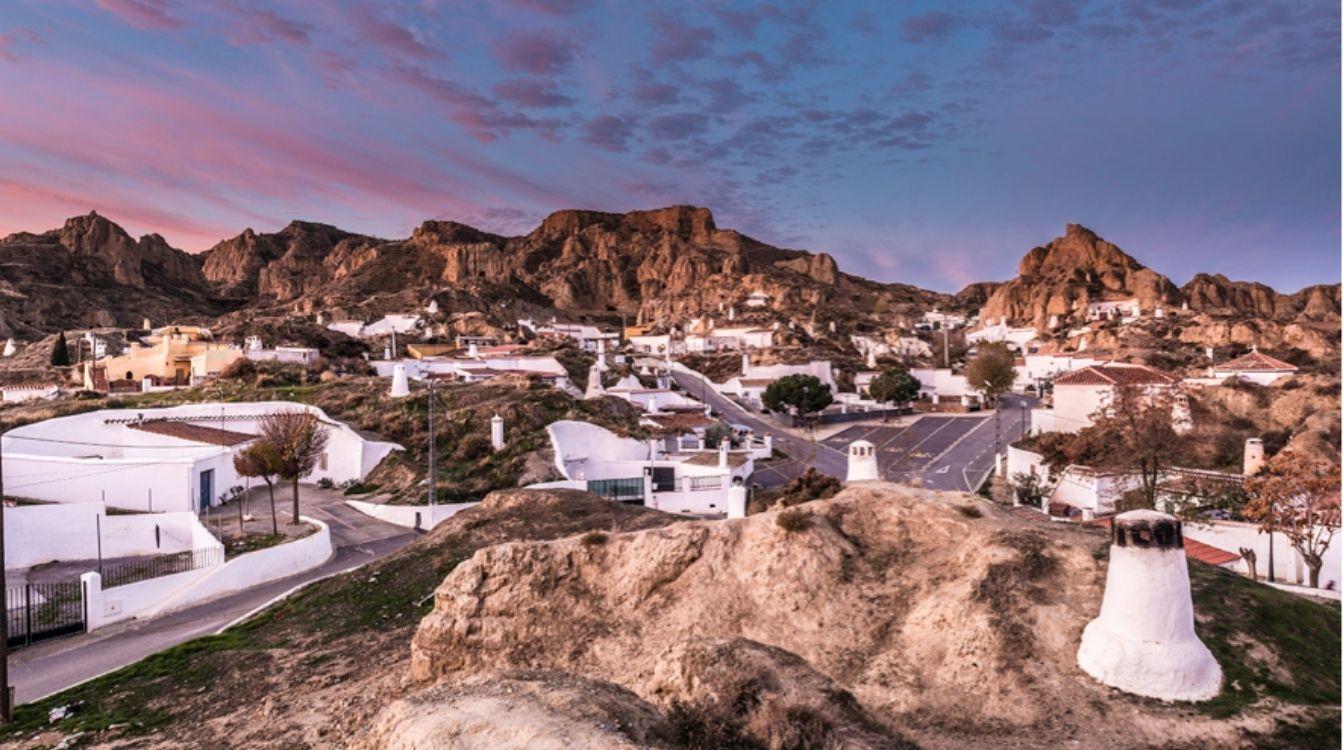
1183, 520, 1340, 591
84, 515, 331, 630
345, 499, 474, 530
5, 503, 212, 569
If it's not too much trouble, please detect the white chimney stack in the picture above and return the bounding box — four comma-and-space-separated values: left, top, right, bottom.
846, 440, 879, 482
390, 365, 410, 398
1243, 438, 1265, 477
490, 414, 505, 451
468, 342, 479, 359
2, 339, 14, 357
718, 442, 729, 470
726, 483, 748, 519
1077, 511, 1221, 702
741, 353, 750, 376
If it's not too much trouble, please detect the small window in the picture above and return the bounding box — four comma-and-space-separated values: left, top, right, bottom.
319, 452, 329, 471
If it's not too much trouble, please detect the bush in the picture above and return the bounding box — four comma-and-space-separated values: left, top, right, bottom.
316, 477, 334, 489
580, 531, 609, 546
452, 435, 493, 462
776, 508, 811, 533
956, 504, 983, 518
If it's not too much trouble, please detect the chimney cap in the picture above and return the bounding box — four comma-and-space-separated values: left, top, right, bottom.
1112, 510, 1182, 550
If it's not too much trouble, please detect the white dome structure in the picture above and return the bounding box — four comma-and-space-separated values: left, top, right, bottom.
846, 440, 879, 482
726, 483, 748, 519
1077, 510, 1221, 702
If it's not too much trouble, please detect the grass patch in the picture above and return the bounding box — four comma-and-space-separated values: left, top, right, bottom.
1189, 561, 1340, 724
973, 532, 1057, 669
580, 530, 609, 546
342, 482, 380, 496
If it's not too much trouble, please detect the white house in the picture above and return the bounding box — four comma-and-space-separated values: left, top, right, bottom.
243, 337, 320, 365
606, 374, 701, 413
1013, 353, 1102, 392
919, 309, 968, 330
1211, 349, 1299, 386
685, 326, 774, 352
744, 290, 771, 307
910, 367, 982, 405
545, 420, 753, 515
1, 384, 59, 403
627, 333, 675, 355
1, 402, 401, 513
966, 321, 1038, 350
372, 354, 570, 389
326, 320, 366, 338
537, 322, 619, 352
1031, 362, 1183, 435
1086, 299, 1141, 321
362, 314, 422, 337
720, 358, 835, 406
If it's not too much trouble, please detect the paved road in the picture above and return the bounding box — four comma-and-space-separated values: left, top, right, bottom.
10, 489, 414, 704
671, 370, 847, 487
672, 369, 1034, 493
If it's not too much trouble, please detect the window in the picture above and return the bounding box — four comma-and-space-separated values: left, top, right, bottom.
319, 452, 329, 471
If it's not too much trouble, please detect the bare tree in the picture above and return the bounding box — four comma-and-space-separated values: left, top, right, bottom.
964, 342, 1016, 406
234, 442, 282, 535
1244, 451, 1341, 589
257, 411, 330, 526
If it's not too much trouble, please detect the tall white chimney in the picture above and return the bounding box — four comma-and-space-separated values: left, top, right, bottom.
490, 414, 505, 451
741, 352, 750, 376
846, 440, 879, 482
1077, 511, 1221, 701
1243, 438, 1265, 477
390, 365, 410, 398
726, 482, 747, 519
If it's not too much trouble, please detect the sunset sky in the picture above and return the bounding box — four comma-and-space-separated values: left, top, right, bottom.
0, 0, 1337, 292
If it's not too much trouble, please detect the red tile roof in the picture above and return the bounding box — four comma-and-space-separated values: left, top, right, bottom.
128, 420, 255, 447
1183, 537, 1241, 567
1053, 363, 1179, 387
1216, 350, 1298, 372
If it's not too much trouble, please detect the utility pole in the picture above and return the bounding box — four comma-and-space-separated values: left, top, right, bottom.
426, 378, 437, 507
942, 328, 950, 369
0, 429, 10, 723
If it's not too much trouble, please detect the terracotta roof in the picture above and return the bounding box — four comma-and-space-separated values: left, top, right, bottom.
1216, 350, 1298, 372
1052, 363, 1179, 387
1183, 537, 1241, 567
127, 419, 255, 447
1093, 517, 1240, 567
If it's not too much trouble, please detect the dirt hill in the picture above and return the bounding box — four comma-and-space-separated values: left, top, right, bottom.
4, 486, 1337, 749
401, 484, 1337, 750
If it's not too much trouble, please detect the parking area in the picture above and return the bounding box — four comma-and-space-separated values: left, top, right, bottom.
822, 415, 995, 490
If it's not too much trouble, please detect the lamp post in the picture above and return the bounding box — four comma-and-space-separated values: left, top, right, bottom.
0, 430, 11, 723
426, 377, 437, 507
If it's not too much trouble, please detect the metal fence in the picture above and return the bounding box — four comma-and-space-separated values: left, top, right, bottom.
586, 477, 645, 502
6, 581, 84, 649
687, 475, 724, 491
100, 547, 224, 589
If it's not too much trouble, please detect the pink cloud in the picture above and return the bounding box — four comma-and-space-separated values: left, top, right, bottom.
94, 0, 188, 31
493, 29, 575, 74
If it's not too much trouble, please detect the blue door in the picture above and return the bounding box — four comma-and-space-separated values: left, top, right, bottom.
199, 469, 214, 511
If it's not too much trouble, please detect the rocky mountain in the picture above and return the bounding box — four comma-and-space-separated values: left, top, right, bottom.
976, 224, 1339, 333
0, 212, 220, 338
197, 205, 943, 326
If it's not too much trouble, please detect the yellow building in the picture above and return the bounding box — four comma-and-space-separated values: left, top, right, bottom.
83, 326, 243, 391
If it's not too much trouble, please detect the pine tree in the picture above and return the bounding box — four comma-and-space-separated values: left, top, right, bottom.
50, 330, 70, 367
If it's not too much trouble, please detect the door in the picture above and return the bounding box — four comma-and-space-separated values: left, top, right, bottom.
651, 467, 676, 493
199, 468, 214, 510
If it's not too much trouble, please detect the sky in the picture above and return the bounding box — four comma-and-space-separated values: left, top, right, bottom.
0, 0, 1337, 293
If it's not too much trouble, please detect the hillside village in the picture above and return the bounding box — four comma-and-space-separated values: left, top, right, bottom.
0, 210, 1337, 749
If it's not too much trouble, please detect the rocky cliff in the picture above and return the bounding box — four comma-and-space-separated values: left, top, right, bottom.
0, 212, 219, 337
197, 205, 942, 326
977, 224, 1339, 333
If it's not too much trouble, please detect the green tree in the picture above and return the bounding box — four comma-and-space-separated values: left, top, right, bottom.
866, 366, 921, 406
1010, 472, 1048, 508
964, 342, 1016, 405
761, 374, 833, 420
1244, 451, 1341, 589
50, 331, 70, 367
256, 411, 330, 525
234, 441, 282, 534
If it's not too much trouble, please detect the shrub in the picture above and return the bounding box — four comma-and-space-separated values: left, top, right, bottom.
580, 531, 609, 546
342, 482, 379, 496
956, 504, 983, 518
776, 507, 811, 533
316, 477, 334, 490
452, 435, 493, 462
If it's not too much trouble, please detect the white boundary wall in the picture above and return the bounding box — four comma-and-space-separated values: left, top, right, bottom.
82, 515, 332, 630
1183, 520, 1340, 591
345, 499, 474, 530
5, 503, 211, 569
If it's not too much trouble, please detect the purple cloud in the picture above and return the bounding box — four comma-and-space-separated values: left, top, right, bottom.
647, 112, 708, 141
0, 29, 38, 63
229, 7, 310, 45
493, 29, 575, 75
492, 78, 575, 108
351, 8, 440, 59
503, 0, 594, 16
629, 77, 681, 106
649, 11, 716, 63
901, 10, 961, 43
95, 0, 187, 31
388, 64, 559, 142
581, 115, 636, 152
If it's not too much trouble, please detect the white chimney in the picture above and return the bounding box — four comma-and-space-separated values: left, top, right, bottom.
2, 339, 14, 357
245, 335, 262, 351
718, 442, 729, 470
728, 305, 735, 321
390, 365, 410, 398
468, 342, 479, 359
1077, 511, 1221, 701
490, 414, 505, 451
846, 440, 879, 482
647, 393, 660, 414
741, 352, 750, 376
726, 483, 748, 519
866, 348, 877, 369
1243, 438, 1265, 477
